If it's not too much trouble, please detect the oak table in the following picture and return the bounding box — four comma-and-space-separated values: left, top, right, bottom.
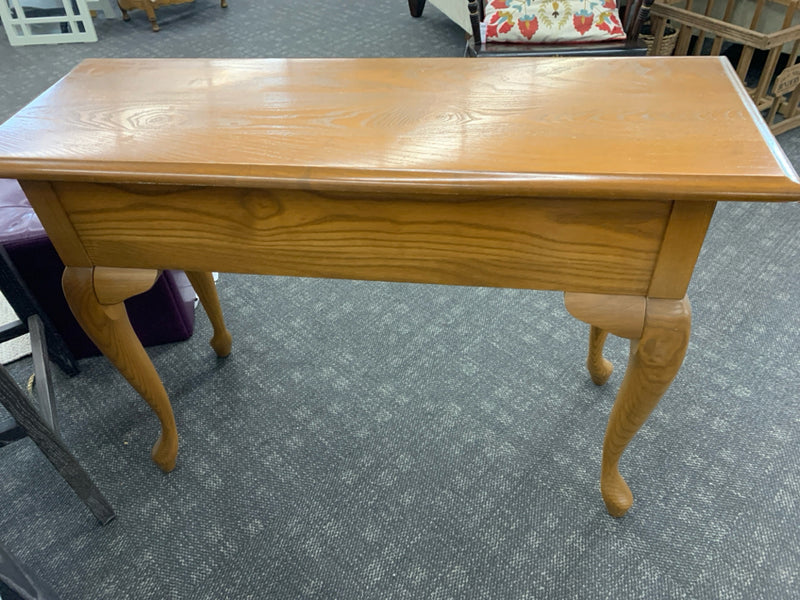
0, 57, 796, 517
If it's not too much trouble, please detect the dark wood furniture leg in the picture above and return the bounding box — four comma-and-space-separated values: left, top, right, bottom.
408, 0, 426, 17
0, 316, 114, 525
0, 246, 78, 377
0, 542, 62, 600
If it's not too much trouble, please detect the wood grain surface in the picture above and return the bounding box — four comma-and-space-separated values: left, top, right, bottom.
0, 360, 115, 524
647, 200, 717, 298
2, 56, 797, 515
62, 267, 178, 472
0, 57, 797, 201
50, 182, 672, 295
586, 326, 614, 386
184, 271, 232, 357
600, 296, 692, 517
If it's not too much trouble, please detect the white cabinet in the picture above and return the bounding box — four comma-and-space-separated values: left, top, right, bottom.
0, 0, 97, 46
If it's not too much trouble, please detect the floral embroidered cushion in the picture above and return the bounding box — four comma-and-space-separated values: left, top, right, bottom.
483, 0, 627, 44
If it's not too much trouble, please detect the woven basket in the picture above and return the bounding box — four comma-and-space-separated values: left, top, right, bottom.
642, 28, 678, 56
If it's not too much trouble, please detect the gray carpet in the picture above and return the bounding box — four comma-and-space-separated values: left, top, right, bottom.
1, 2, 799, 599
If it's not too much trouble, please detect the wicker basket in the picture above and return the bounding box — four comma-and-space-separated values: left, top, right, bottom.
642, 29, 678, 56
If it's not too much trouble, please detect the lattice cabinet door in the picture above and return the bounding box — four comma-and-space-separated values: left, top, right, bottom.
0, 0, 97, 46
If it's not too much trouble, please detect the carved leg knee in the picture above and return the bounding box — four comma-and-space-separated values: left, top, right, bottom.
600, 297, 691, 516
62, 266, 178, 472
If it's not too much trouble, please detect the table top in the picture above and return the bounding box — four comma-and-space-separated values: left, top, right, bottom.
0, 56, 797, 201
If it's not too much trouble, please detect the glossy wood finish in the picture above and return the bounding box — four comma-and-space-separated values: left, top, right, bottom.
185, 271, 232, 357
601, 297, 691, 516
565, 292, 691, 515
648, 201, 717, 298
62, 266, 178, 472
29, 315, 58, 433
564, 293, 646, 339
0, 58, 796, 201
0, 57, 797, 516
587, 326, 614, 386
565, 292, 647, 387
48, 182, 672, 296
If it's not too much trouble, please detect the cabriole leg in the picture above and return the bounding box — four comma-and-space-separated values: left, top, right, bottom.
185, 271, 232, 358
565, 292, 691, 516
142, 2, 159, 31
601, 297, 691, 516
62, 266, 178, 472
587, 326, 613, 385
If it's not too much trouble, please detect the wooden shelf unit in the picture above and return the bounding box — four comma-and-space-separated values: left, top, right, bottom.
649, 0, 800, 133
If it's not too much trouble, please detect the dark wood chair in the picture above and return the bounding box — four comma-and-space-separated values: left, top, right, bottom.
461, 0, 650, 57
0, 314, 114, 526
0, 246, 79, 379
0, 542, 62, 600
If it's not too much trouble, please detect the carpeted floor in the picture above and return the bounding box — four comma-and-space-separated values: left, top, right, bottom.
0, 2, 799, 599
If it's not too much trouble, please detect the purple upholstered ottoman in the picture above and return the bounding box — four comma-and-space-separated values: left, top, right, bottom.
0, 179, 196, 359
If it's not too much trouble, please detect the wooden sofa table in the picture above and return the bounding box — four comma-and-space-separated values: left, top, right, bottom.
0, 57, 796, 517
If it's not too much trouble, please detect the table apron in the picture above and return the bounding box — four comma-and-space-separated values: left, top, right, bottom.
28, 181, 702, 296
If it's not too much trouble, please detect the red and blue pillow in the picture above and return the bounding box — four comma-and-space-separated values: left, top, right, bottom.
483, 0, 626, 44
